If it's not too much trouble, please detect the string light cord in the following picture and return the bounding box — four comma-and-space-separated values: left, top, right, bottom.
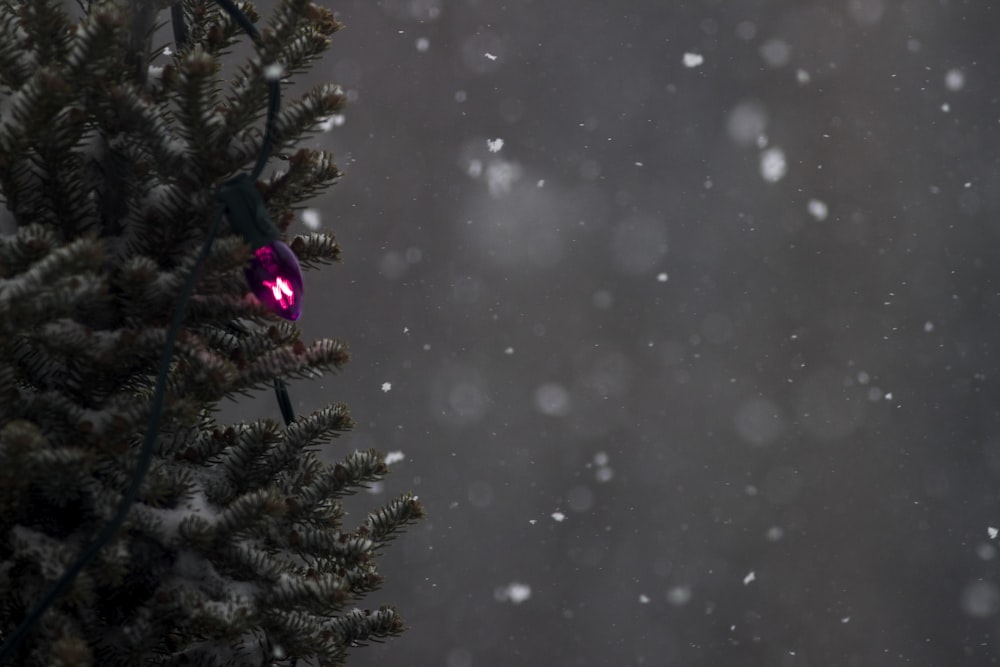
211, 0, 282, 182
226, 320, 297, 425
273, 378, 295, 425
0, 210, 224, 663
0, 0, 286, 660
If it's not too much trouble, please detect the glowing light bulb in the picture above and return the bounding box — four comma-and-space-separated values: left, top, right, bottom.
245, 240, 303, 320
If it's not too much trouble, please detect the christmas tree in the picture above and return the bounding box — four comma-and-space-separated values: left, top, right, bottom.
0, 0, 424, 664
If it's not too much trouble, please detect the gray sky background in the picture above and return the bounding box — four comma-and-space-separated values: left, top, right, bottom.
220, 1, 1000, 665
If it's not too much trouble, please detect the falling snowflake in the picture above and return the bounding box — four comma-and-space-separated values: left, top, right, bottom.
494, 582, 531, 604
667, 586, 692, 606
487, 138, 504, 153
682, 52, 704, 68
743, 571, 756, 585
759, 39, 791, 68
264, 62, 285, 80
381, 382, 392, 393
301, 208, 321, 230
945, 68, 965, 91
384, 451, 405, 465
318, 114, 345, 131
484, 160, 521, 197
807, 199, 828, 221
759, 147, 787, 183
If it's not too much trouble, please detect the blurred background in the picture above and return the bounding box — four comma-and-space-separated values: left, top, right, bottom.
226, 1, 1000, 665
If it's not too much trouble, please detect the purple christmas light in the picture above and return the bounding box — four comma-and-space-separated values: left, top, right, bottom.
245, 240, 304, 320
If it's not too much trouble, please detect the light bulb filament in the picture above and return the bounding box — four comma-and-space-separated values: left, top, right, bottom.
264, 276, 295, 307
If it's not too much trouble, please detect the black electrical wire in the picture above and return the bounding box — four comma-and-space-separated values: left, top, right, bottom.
226, 320, 297, 425
212, 0, 282, 182
274, 378, 296, 425
0, 210, 224, 664
0, 0, 286, 661
170, 2, 187, 49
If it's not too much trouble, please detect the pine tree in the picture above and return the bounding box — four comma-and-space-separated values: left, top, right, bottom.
0, 0, 424, 664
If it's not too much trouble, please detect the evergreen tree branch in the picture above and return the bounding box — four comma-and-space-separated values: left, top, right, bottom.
269, 82, 345, 152
222, 0, 341, 172
66, 3, 126, 86
290, 231, 341, 269
364, 493, 425, 545
231, 337, 349, 394
297, 449, 388, 510
103, 83, 188, 180
0, 224, 61, 279
262, 148, 342, 215
14, 0, 72, 68
173, 46, 225, 178
330, 606, 404, 647
0, 1, 423, 663
0, 5, 32, 91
